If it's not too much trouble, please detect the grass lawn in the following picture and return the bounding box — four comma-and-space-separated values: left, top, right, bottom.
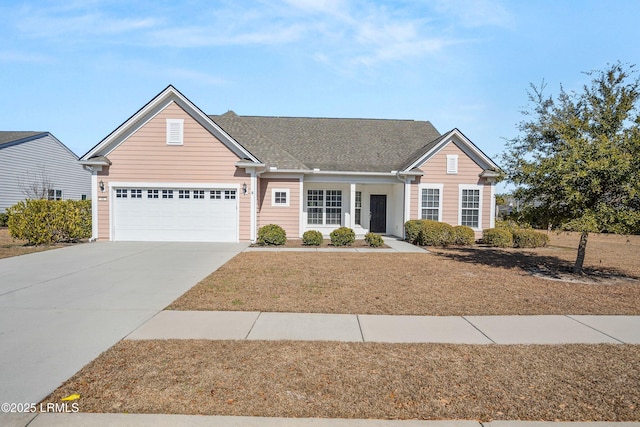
0, 227, 55, 259
41, 232, 640, 421
169, 232, 640, 315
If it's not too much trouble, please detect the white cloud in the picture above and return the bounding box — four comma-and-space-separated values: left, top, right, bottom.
0, 50, 51, 63
429, 0, 514, 28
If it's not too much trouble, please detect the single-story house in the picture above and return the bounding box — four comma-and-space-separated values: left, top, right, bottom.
80, 85, 500, 242
0, 132, 91, 213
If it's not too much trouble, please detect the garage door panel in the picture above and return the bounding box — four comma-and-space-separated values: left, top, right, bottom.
113, 188, 237, 242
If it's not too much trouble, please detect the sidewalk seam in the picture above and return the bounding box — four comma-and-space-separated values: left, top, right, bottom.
356, 314, 365, 342
245, 312, 262, 339
461, 316, 496, 344
565, 315, 626, 344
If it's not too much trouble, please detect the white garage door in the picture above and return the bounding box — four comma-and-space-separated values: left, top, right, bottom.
113, 187, 238, 242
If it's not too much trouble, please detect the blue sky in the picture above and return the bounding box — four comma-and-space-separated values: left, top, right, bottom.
2, 0, 639, 191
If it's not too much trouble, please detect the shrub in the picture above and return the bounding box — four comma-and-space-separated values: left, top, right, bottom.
257, 224, 286, 246
0, 212, 8, 227
330, 227, 355, 246
452, 225, 475, 246
404, 220, 423, 244
7, 199, 91, 245
419, 220, 454, 246
512, 229, 549, 248
482, 228, 513, 248
364, 232, 384, 247
302, 230, 323, 246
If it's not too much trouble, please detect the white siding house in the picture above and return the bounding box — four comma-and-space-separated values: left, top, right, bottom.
0, 132, 91, 212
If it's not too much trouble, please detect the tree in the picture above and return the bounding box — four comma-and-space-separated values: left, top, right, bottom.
502, 62, 640, 274
18, 166, 57, 200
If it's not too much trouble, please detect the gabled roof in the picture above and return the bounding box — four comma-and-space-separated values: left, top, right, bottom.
0, 131, 47, 148
210, 113, 442, 172
80, 85, 260, 164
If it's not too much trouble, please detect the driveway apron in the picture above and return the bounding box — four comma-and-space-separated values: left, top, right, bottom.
0, 241, 246, 404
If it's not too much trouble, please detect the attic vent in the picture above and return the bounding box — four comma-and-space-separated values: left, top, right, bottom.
446, 154, 458, 174
166, 119, 184, 145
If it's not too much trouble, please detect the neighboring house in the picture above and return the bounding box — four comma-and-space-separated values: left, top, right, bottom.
0, 132, 91, 213
80, 85, 500, 242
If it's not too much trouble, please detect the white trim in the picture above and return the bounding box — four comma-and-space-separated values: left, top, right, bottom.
418, 183, 444, 222
166, 118, 184, 145
490, 183, 496, 228
349, 183, 357, 229
458, 184, 483, 231
298, 178, 304, 238
403, 178, 411, 225
90, 173, 99, 240
446, 154, 458, 174
250, 171, 257, 242
271, 188, 290, 207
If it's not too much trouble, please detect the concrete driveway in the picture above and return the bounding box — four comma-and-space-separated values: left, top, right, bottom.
0, 241, 246, 404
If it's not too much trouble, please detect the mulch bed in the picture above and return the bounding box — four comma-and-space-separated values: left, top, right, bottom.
42, 340, 640, 421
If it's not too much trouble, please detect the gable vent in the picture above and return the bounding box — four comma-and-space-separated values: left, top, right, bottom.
166, 119, 184, 145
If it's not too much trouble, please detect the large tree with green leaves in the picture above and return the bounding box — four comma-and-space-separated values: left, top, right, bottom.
503, 63, 640, 273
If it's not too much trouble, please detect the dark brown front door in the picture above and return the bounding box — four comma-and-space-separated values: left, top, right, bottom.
369, 195, 387, 233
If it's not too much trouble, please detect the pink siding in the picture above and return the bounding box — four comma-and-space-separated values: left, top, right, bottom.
96, 102, 251, 241
410, 141, 493, 232
258, 177, 300, 238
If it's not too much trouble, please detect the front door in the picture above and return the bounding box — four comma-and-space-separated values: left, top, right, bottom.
369, 195, 387, 233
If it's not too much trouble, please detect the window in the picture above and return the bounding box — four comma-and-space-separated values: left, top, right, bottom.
148, 189, 159, 199
178, 190, 190, 199
193, 190, 205, 199
48, 189, 63, 200
447, 154, 458, 174
307, 189, 342, 225
166, 119, 184, 145
354, 191, 362, 226
210, 190, 221, 199
421, 187, 441, 221
131, 189, 142, 199
81, 194, 87, 201
272, 189, 289, 207
162, 189, 173, 199
224, 190, 236, 200
460, 187, 481, 228
115, 189, 127, 198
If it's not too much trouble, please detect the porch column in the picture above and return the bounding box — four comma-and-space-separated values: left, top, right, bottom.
348, 183, 356, 228
90, 171, 99, 240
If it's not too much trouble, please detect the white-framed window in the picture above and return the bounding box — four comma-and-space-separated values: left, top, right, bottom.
459, 185, 483, 229
446, 154, 458, 174
166, 119, 184, 145
193, 190, 205, 199
178, 190, 190, 199
115, 189, 127, 198
224, 190, 236, 200
162, 189, 174, 199
47, 189, 63, 200
148, 189, 159, 199
354, 191, 362, 226
271, 188, 290, 207
420, 184, 443, 221
210, 190, 221, 199
306, 189, 342, 225
130, 189, 142, 199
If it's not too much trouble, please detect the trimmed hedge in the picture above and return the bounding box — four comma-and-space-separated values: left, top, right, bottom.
404, 220, 423, 244
0, 212, 8, 227
302, 230, 323, 246
364, 232, 384, 247
420, 220, 454, 246
512, 229, 549, 248
452, 225, 475, 246
7, 199, 91, 245
257, 224, 286, 246
482, 228, 513, 248
330, 227, 355, 246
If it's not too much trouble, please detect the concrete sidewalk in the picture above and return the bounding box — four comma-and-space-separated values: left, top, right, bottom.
243, 236, 428, 253
4, 413, 640, 427
126, 311, 640, 344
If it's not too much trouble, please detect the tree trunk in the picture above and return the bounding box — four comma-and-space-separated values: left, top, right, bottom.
573, 231, 589, 274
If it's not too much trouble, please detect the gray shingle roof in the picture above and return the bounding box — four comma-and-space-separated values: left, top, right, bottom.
0, 131, 45, 148
210, 112, 442, 172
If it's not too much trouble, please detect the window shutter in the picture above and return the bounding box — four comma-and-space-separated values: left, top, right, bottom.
446, 154, 458, 174
166, 119, 184, 145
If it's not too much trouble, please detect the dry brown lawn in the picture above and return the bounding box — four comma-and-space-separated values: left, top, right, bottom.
169, 232, 640, 315
0, 227, 54, 259
42, 340, 640, 421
